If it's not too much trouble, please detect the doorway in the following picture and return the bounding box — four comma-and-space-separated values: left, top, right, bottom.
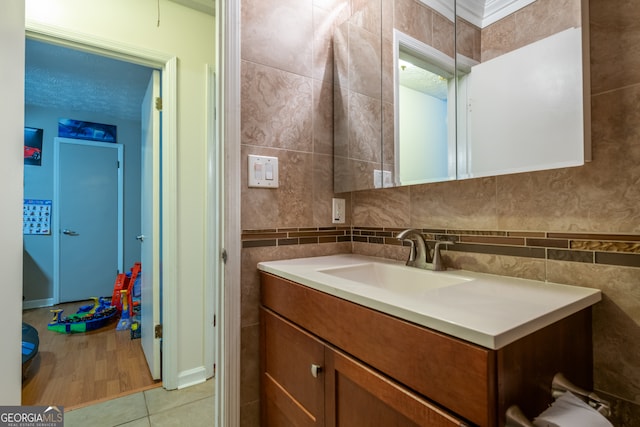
23, 37, 164, 406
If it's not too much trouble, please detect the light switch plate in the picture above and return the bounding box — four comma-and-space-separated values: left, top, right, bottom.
248, 155, 279, 188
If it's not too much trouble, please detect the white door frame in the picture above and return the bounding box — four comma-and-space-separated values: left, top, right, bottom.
216, 0, 242, 425
53, 137, 124, 303
25, 21, 184, 389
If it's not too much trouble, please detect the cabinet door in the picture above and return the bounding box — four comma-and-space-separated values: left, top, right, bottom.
261, 308, 325, 427
325, 347, 466, 427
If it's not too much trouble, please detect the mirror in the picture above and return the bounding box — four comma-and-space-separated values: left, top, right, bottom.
334, 0, 590, 192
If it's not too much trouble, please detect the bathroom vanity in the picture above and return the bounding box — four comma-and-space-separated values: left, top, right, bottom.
258, 255, 601, 426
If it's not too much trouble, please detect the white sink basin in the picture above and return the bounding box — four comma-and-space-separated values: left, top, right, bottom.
317, 262, 472, 296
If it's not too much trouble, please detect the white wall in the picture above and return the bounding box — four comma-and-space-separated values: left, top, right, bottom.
0, 0, 26, 405
25, 0, 215, 386
398, 85, 449, 184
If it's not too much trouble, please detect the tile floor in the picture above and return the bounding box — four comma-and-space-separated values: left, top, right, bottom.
64, 379, 214, 427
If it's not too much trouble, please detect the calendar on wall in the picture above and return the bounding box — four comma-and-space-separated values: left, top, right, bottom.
23, 199, 52, 235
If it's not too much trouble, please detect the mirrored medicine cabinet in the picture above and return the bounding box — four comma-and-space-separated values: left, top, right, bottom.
333, 0, 591, 193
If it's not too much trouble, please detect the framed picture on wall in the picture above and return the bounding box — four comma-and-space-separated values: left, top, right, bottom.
24, 127, 43, 166
58, 118, 117, 143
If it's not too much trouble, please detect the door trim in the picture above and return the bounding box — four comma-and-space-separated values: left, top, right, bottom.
216, 0, 242, 425
53, 137, 124, 303
26, 20, 181, 389
204, 64, 217, 379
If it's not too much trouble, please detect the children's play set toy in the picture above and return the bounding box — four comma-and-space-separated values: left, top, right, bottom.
47, 262, 142, 335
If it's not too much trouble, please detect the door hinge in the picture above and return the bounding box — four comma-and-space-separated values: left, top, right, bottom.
155, 97, 163, 111
117, 160, 120, 169
154, 324, 163, 339
213, 314, 216, 327
221, 248, 228, 264
213, 363, 216, 377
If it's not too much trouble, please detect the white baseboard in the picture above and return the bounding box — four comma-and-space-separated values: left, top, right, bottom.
23, 298, 55, 310
177, 366, 208, 389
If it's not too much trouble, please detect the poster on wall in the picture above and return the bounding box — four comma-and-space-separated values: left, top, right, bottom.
23, 199, 52, 235
58, 118, 117, 143
24, 127, 43, 166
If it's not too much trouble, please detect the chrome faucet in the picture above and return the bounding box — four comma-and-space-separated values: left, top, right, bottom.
396, 229, 431, 269
396, 229, 452, 271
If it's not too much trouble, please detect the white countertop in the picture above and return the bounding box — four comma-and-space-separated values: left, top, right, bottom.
258, 254, 602, 349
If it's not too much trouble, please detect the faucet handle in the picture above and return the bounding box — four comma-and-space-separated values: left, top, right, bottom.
432, 240, 454, 271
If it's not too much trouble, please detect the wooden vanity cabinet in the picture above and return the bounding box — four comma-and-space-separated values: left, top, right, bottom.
262, 307, 465, 427
260, 272, 593, 427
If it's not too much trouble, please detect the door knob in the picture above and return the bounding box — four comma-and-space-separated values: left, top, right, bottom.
310, 364, 322, 378
136, 235, 145, 242
62, 229, 79, 236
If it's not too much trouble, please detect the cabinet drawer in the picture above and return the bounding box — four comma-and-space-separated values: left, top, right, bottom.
261, 272, 495, 426
261, 307, 325, 426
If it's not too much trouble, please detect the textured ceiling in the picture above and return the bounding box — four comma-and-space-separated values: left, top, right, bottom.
399, 60, 449, 100
25, 39, 154, 122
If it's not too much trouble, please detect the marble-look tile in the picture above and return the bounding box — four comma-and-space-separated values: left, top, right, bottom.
145, 380, 214, 416
313, 2, 349, 43
241, 61, 313, 152
241, 324, 260, 405
313, 153, 342, 225
589, 0, 640, 94
313, 80, 334, 155
314, 35, 335, 84
333, 84, 349, 158
350, 0, 382, 35
148, 396, 214, 427
348, 91, 382, 163
481, 14, 517, 61
65, 392, 148, 427
241, 0, 313, 77
513, 0, 580, 47
433, 11, 456, 59
241, 146, 314, 229
381, 0, 394, 43
410, 177, 498, 230
394, 0, 432, 47
381, 36, 394, 105
347, 23, 382, 99
241, 247, 274, 327
497, 84, 640, 233
382, 101, 395, 166
546, 261, 640, 405
353, 240, 409, 262
313, 3, 350, 83
482, 0, 579, 61
314, 0, 349, 13
333, 22, 350, 89
352, 186, 411, 227
352, 241, 386, 258
335, 158, 384, 193
333, 155, 352, 193
447, 251, 546, 281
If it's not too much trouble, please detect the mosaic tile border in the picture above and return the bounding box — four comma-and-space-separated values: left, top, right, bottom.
241, 226, 640, 269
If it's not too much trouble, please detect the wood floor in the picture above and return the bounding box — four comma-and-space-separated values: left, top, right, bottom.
22, 301, 160, 409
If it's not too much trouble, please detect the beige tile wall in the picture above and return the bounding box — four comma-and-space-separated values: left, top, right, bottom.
240, 0, 351, 424
240, 0, 640, 425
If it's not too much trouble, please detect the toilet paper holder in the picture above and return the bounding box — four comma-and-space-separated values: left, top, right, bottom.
505, 372, 611, 427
